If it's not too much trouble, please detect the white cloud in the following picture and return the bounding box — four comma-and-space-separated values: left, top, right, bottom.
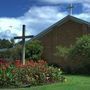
38, 0, 90, 4
19, 6, 67, 35
18, 6, 90, 36
75, 13, 90, 21
0, 5, 90, 40
0, 6, 65, 40
83, 3, 90, 13
0, 18, 22, 36
0, 30, 16, 39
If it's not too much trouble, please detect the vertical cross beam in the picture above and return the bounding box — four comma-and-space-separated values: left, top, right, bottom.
22, 25, 25, 65
67, 3, 74, 15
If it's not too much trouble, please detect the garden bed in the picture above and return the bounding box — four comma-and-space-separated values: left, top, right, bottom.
0, 59, 65, 88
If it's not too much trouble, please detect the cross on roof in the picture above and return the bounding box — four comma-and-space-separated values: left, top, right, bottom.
67, 3, 74, 15
14, 25, 34, 65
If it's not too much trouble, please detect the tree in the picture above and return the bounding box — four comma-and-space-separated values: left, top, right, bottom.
0, 39, 15, 59
0, 39, 14, 49
0, 38, 22, 61
9, 44, 22, 60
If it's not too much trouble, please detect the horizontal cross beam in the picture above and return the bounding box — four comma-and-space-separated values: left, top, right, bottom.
14, 35, 34, 39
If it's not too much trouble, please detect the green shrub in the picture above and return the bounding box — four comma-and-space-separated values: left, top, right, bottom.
26, 40, 43, 61
68, 35, 90, 74
56, 35, 90, 74
0, 64, 16, 88
9, 44, 22, 60
69, 35, 90, 60
55, 46, 70, 58
0, 44, 22, 60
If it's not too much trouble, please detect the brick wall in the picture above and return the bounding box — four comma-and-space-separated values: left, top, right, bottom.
37, 20, 90, 65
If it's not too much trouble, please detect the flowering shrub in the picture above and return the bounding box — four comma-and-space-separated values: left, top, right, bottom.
14, 60, 64, 86
0, 60, 65, 88
0, 58, 7, 65
0, 64, 16, 88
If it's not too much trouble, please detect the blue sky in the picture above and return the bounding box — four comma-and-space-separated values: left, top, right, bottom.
0, 0, 90, 40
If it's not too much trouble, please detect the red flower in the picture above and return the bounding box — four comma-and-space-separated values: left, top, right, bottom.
2, 66, 6, 70
15, 60, 21, 67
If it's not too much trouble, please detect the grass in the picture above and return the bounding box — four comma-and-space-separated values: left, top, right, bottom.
2, 75, 90, 90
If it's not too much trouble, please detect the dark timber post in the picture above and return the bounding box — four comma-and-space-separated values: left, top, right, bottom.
22, 25, 25, 65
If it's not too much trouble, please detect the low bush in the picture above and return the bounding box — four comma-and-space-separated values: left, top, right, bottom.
55, 35, 90, 74
14, 60, 64, 86
0, 60, 65, 88
0, 62, 16, 88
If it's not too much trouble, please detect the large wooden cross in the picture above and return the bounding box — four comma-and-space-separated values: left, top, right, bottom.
14, 25, 34, 65
67, 3, 74, 15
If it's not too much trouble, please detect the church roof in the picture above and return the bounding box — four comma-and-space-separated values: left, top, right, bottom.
32, 15, 90, 40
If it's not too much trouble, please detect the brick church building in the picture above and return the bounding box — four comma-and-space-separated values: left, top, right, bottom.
32, 15, 90, 65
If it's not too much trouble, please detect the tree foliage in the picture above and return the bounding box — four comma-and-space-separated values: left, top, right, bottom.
0, 39, 14, 49
69, 35, 90, 60
25, 40, 43, 61
0, 39, 43, 61
0, 39, 15, 59
55, 46, 70, 58
9, 44, 22, 60
68, 35, 90, 74
56, 35, 90, 74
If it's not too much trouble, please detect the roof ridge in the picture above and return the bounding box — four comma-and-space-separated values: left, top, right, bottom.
31, 15, 90, 40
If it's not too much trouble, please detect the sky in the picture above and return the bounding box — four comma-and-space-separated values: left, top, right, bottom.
0, 0, 90, 40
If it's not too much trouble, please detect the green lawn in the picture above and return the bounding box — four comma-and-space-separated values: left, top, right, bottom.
3, 75, 90, 90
